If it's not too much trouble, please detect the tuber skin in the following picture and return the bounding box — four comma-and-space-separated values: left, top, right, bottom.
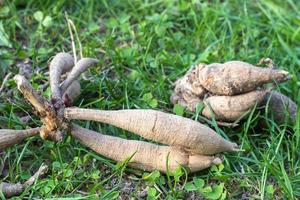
62, 80, 81, 107
70, 124, 222, 172
202, 89, 268, 122
262, 91, 297, 124
65, 108, 239, 155
0, 164, 48, 198
198, 61, 290, 95
60, 58, 98, 94
0, 128, 40, 151
49, 52, 74, 109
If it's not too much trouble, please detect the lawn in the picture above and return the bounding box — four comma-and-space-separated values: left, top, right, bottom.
0, 0, 299, 199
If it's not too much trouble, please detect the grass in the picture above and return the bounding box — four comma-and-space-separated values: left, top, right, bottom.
0, 0, 299, 199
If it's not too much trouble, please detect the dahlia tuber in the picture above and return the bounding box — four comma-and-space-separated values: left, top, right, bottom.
60, 58, 98, 94
198, 61, 289, 95
49, 52, 74, 108
262, 91, 297, 124
202, 89, 269, 122
62, 80, 81, 107
0, 128, 40, 151
70, 124, 222, 172
65, 108, 239, 155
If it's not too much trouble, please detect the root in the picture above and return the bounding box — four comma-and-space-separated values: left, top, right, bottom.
0, 127, 41, 151
60, 58, 98, 94
70, 124, 222, 172
0, 164, 48, 198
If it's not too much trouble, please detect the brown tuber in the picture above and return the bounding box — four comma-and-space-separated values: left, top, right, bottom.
171, 60, 292, 124
202, 89, 269, 122
65, 108, 239, 155
71, 124, 222, 172
1, 51, 242, 199
262, 91, 297, 124
0, 128, 40, 151
60, 58, 98, 94
198, 61, 290, 95
62, 80, 81, 107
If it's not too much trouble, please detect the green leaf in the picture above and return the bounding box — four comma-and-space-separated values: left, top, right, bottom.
202, 183, 224, 200
173, 104, 184, 116
184, 182, 197, 191
147, 187, 157, 197
52, 161, 61, 171
142, 170, 161, 184
0, 22, 11, 47
149, 99, 158, 108
0, 6, 10, 18
103, 191, 120, 199
201, 186, 212, 193
34, 11, 44, 22
172, 167, 184, 181
91, 170, 100, 179
193, 177, 205, 189
143, 92, 153, 102
42, 16, 52, 27
64, 168, 73, 177
266, 184, 275, 196
128, 69, 140, 80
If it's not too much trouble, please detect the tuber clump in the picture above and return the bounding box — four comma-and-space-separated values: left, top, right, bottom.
71, 124, 222, 172
171, 60, 294, 124
1, 52, 243, 197
64, 108, 239, 155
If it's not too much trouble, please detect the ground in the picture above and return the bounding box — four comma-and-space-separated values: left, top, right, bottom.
0, 0, 299, 199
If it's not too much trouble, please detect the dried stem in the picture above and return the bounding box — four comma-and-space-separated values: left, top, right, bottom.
14, 75, 61, 141
0, 72, 12, 94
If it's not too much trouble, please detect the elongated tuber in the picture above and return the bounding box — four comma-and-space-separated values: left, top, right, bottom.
198, 61, 289, 95
71, 124, 222, 172
0, 128, 40, 151
202, 89, 268, 122
62, 80, 81, 107
262, 91, 297, 124
60, 58, 98, 94
0, 164, 48, 198
49, 52, 74, 106
65, 108, 239, 155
